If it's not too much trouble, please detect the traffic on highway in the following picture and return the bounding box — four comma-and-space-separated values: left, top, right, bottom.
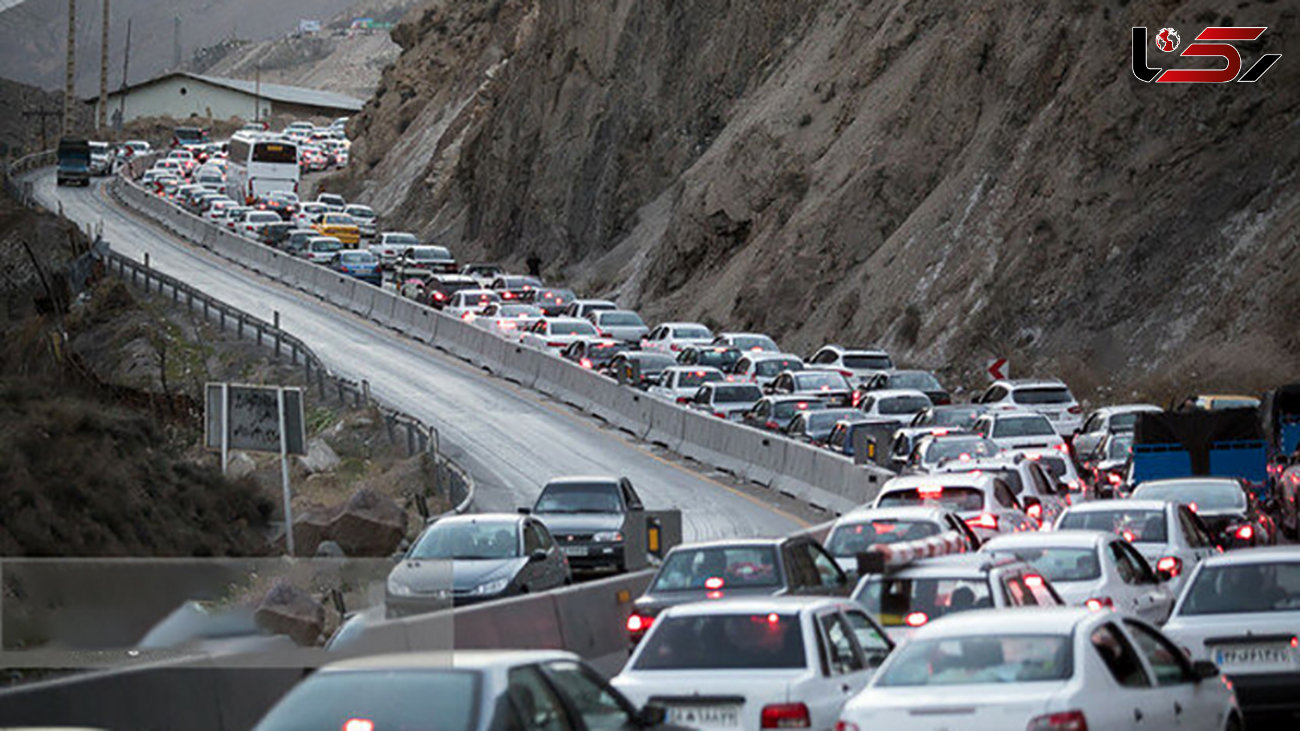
15, 121, 1300, 731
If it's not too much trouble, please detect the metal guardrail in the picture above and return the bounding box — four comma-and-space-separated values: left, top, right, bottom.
99, 247, 474, 518
1, 150, 54, 206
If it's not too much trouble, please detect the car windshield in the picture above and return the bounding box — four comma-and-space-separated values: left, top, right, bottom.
312, 239, 343, 253
877, 487, 985, 512
635, 354, 676, 371
1058, 509, 1167, 543
1177, 562, 1300, 615
793, 372, 849, 390
340, 252, 376, 264
673, 326, 712, 340
856, 577, 994, 627
713, 385, 762, 403
413, 247, 453, 261
1133, 481, 1245, 511
249, 213, 279, 223
805, 409, 858, 430
1028, 455, 1070, 480
732, 335, 778, 351
1208, 398, 1259, 410
677, 370, 723, 388
773, 400, 827, 420
843, 354, 892, 370
408, 520, 519, 559
534, 483, 622, 513
499, 305, 542, 317
1013, 387, 1074, 405
507, 277, 542, 288
551, 321, 597, 336
252, 670, 479, 731
755, 358, 803, 376
986, 547, 1101, 582
385, 234, 419, 246
827, 519, 941, 556
1106, 434, 1134, 460
651, 546, 780, 591
695, 349, 741, 369
880, 395, 932, 414
892, 372, 942, 390
993, 416, 1055, 437
875, 635, 1072, 686
633, 613, 804, 670
600, 312, 643, 326
924, 437, 999, 464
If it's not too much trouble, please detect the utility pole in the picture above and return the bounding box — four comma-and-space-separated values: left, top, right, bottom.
64, 0, 77, 136
254, 64, 261, 124
98, 0, 109, 132
116, 18, 130, 129
172, 15, 181, 69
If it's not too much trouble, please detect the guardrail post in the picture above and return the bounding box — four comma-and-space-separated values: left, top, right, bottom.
406, 422, 416, 457
273, 311, 281, 357
362, 380, 371, 406
236, 312, 244, 339
144, 252, 149, 269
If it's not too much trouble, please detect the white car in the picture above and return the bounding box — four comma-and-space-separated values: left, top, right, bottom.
562, 299, 618, 320
1072, 404, 1163, 457
293, 202, 328, 228
713, 332, 780, 352
613, 597, 894, 731
767, 369, 854, 407
871, 473, 1038, 541
974, 378, 1084, 436
1056, 500, 1220, 597
856, 388, 933, 422
1162, 547, 1300, 726
823, 505, 982, 574
590, 310, 649, 344
839, 607, 1240, 731
936, 454, 1071, 529
472, 303, 544, 337
972, 410, 1067, 451
343, 204, 377, 238
732, 352, 805, 388
443, 289, 502, 319
805, 345, 894, 384
519, 317, 601, 351
1013, 446, 1087, 494
204, 199, 239, 221
239, 210, 282, 239
648, 366, 726, 403
686, 382, 763, 420
369, 231, 420, 269
300, 236, 344, 264
641, 322, 714, 354
981, 530, 1176, 624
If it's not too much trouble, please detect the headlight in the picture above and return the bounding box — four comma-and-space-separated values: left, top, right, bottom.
472, 578, 510, 596
387, 577, 414, 597
593, 531, 624, 543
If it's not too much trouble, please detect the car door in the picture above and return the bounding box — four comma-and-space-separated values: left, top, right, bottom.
781, 542, 819, 595
1076, 413, 1107, 456
1115, 540, 1173, 623
1121, 619, 1227, 731
505, 664, 578, 731
540, 659, 642, 731
798, 540, 848, 596
808, 610, 871, 728
1177, 506, 1218, 566
519, 521, 548, 591
1088, 621, 1159, 731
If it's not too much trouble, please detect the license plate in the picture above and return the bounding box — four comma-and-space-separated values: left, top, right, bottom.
667, 705, 740, 727
1213, 643, 1295, 670
561, 546, 589, 557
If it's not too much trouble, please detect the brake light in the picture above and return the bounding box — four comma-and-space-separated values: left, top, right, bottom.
1056, 443, 1070, 452
1107, 472, 1123, 486
713, 411, 727, 419
1067, 405, 1082, 415
1085, 597, 1113, 611
502, 291, 514, 299
343, 719, 375, 731
546, 341, 566, 347
967, 513, 998, 530
500, 321, 517, 330
1188, 501, 1198, 513
1156, 556, 1182, 576
670, 343, 681, 351
1027, 710, 1087, 731
1024, 574, 1046, 589
905, 611, 928, 627
760, 703, 810, 729
1235, 525, 1254, 541
838, 369, 854, 378
1121, 529, 1135, 542
704, 577, 724, 590
1027, 503, 1042, 520
834, 723, 860, 731
918, 484, 943, 498
626, 613, 653, 633
932, 428, 950, 436
432, 292, 445, 300
765, 421, 779, 430
579, 357, 594, 369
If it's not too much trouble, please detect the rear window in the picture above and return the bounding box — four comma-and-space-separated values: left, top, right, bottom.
924, 438, 999, 464
534, 482, 621, 513
891, 372, 942, 391
1133, 481, 1245, 511
678, 370, 724, 388
600, 312, 643, 326
877, 486, 984, 512
673, 326, 712, 340
793, 372, 849, 390
826, 520, 941, 557
713, 385, 762, 403
755, 358, 803, 376
1110, 413, 1142, 431
252, 670, 479, 731
875, 635, 1072, 686
842, 354, 893, 370
633, 613, 805, 670
1058, 509, 1167, 543
413, 247, 453, 261
992, 416, 1055, 437
340, 252, 376, 264
696, 349, 741, 370
986, 547, 1101, 582
1032, 455, 1070, 480
856, 577, 993, 627
773, 400, 827, 420
879, 395, 932, 414
732, 335, 778, 351
652, 546, 780, 591
384, 233, 419, 246
1012, 387, 1074, 405
1177, 562, 1300, 615
551, 321, 598, 336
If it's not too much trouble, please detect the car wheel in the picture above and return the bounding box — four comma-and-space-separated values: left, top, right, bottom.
1225, 713, 1243, 731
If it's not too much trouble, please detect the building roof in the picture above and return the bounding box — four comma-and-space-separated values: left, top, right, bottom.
90, 72, 365, 112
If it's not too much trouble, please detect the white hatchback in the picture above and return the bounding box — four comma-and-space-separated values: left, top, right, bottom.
871, 473, 1039, 541
518, 317, 601, 351
972, 410, 1066, 451
613, 597, 893, 731
974, 378, 1083, 436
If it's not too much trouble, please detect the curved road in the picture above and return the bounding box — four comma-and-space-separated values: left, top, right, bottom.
31, 172, 805, 541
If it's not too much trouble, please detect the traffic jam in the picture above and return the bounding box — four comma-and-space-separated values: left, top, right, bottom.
137, 124, 1299, 731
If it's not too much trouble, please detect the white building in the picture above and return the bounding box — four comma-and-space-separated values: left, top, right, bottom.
90, 72, 364, 125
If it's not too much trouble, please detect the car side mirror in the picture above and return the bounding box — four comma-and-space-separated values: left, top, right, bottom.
529, 548, 548, 563
1191, 659, 1219, 681
1155, 567, 1174, 583
635, 703, 668, 728
517, 507, 531, 515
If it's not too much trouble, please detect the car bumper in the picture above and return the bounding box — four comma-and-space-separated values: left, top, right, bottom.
384, 592, 452, 618
560, 543, 624, 572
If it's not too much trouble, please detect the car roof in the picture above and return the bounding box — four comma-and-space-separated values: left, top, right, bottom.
666, 537, 787, 553
659, 321, 710, 329
820, 345, 890, 356
907, 606, 1096, 639
748, 352, 803, 361
543, 476, 620, 487
660, 596, 854, 617
663, 365, 723, 374
546, 317, 594, 326
838, 505, 952, 522
987, 410, 1053, 421
1093, 404, 1162, 416
433, 275, 478, 283
870, 553, 1029, 579
1196, 546, 1300, 567
1064, 499, 1171, 514
864, 388, 930, 399
993, 378, 1069, 389
983, 529, 1111, 549
880, 473, 990, 490
322, 649, 579, 672
432, 512, 523, 526
767, 395, 826, 405
1135, 477, 1242, 488
574, 298, 616, 306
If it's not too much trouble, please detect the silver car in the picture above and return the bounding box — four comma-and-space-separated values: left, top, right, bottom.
591, 309, 649, 343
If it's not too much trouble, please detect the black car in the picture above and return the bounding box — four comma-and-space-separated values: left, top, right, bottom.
535, 287, 577, 317
856, 369, 951, 406
562, 338, 628, 370
606, 352, 677, 389
675, 345, 743, 373
784, 407, 860, 445
488, 275, 544, 303
424, 274, 481, 309
1132, 478, 1277, 548
385, 513, 570, 616
259, 221, 296, 248
528, 476, 644, 575
626, 536, 851, 646
742, 395, 829, 432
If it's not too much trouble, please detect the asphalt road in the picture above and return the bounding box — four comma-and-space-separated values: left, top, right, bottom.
31, 172, 807, 541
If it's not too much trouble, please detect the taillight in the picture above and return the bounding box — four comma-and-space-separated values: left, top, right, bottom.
1106, 472, 1123, 486
1055, 443, 1069, 452
579, 358, 594, 369
713, 411, 727, 419
626, 613, 653, 633
760, 703, 810, 729
838, 369, 854, 378
670, 343, 681, 351
1085, 597, 1113, 611
834, 723, 859, 731
905, 611, 928, 627
1067, 405, 1082, 415
676, 396, 690, 404
1156, 556, 1182, 576
547, 341, 565, 347
1027, 710, 1088, 731
966, 513, 998, 530
432, 292, 445, 301
764, 421, 779, 430
1027, 503, 1043, 520
1235, 525, 1254, 541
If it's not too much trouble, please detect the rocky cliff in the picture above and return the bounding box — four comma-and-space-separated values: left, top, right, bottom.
336, 0, 1299, 398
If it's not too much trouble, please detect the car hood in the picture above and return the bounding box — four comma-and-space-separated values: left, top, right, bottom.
533, 511, 624, 534
389, 557, 523, 592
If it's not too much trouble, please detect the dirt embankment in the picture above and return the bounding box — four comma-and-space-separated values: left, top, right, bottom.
335, 0, 1299, 401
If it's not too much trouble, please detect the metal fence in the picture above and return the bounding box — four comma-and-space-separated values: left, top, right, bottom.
98, 246, 473, 516
1, 150, 54, 206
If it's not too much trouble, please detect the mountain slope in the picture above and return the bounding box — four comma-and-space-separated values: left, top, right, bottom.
336, 0, 1299, 398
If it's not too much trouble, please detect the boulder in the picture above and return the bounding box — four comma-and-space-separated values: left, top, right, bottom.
297, 438, 340, 474
327, 488, 408, 556
226, 451, 257, 480
314, 540, 345, 557
254, 580, 325, 647
291, 505, 337, 557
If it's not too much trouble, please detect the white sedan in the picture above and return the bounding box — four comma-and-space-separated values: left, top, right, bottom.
640, 322, 714, 355
443, 289, 501, 319
838, 607, 1240, 731
648, 366, 726, 404
613, 597, 893, 731
871, 473, 1039, 542
518, 317, 601, 351
972, 410, 1067, 451
1162, 547, 1300, 727
980, 530, 1176, 624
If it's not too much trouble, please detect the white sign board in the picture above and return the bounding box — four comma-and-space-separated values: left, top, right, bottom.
298, 19, 321, 35
205, 384, 306, 455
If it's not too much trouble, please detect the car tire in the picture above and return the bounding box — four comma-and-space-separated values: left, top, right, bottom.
1225, 713, 1243, 731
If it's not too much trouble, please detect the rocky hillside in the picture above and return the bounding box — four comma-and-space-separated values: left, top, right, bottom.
337, 0, 1299, 399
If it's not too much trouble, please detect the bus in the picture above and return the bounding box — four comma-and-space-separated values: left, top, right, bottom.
226, 134, 300, 205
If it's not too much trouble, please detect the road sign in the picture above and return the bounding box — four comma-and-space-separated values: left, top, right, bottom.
987, 358, 1009, 381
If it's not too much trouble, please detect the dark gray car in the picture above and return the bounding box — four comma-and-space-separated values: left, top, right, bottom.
530, 477, 645, 574
386, 513, 570, 616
